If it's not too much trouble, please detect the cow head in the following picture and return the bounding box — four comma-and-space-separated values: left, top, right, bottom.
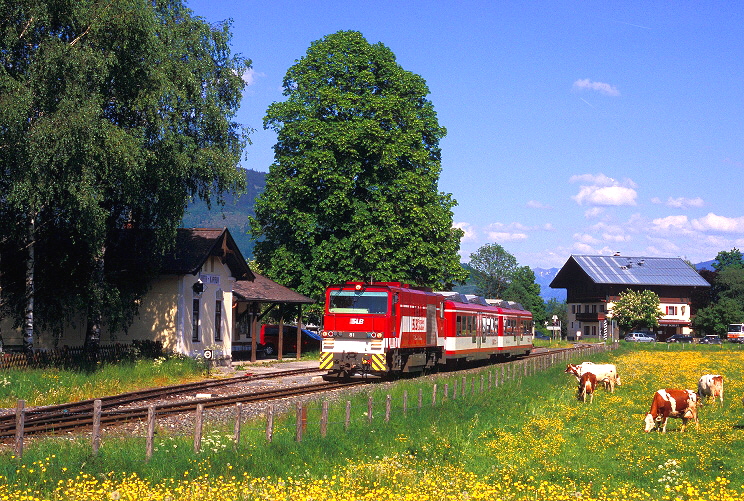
565, 364, 580, 376
644, 413, 657, 432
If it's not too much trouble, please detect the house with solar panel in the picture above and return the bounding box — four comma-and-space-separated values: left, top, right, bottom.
550, 255, 710, 341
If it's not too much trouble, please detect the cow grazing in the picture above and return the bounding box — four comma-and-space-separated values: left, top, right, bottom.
565, 362, 621, 392
578, 372, 597, 403
644, 389, 699, 433
697, 374, 724, 404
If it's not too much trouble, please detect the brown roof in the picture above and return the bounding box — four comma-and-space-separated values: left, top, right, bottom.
233, 273, 314, 305
161, 228, 254, 281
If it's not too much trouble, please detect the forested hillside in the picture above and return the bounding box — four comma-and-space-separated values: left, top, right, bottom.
182, 168, 266, 259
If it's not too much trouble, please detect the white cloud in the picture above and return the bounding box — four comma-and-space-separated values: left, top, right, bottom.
573, 233, 600, 245
584, 207, 604, 218
691, 213, 744, 233
242, 67, 265, 86
573, 242, 595, 253
652, 196, 704, 208
488, 231, 528, 242
573, 79, 620, 97
453, 222, 477, 242
527, 200, 552, 209
570, 173, 637, 207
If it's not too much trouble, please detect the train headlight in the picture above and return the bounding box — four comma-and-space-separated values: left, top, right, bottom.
376, 332, 383, 339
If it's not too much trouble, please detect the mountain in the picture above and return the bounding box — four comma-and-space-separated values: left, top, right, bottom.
182, 168, 265, 260
533, 267, 565, 302
695, 260, 716, 271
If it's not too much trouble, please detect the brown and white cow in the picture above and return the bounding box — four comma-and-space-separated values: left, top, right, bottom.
644, 389, 699, 433
697, 374, 723, 404
565, 362, 621, 392
577, 372, 597, 403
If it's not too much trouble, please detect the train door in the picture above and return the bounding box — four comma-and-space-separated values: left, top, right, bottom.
426, 304, 437, 345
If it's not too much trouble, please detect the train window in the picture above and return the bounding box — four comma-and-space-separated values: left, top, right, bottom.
329, 290, 388, 314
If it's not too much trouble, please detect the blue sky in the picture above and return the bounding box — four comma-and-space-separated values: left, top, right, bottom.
186, 0, 744, 269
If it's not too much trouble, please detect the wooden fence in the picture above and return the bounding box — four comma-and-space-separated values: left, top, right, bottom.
10, 342, 617, 458
0, 340, 164, 370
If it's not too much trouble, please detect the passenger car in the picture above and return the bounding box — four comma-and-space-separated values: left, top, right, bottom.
625, 332, 656, 342
534, 332, 551, 340
666, 334, 693, 343
699, 335, 722, 344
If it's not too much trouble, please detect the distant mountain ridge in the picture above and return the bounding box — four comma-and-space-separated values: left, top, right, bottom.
183, 173, 715, 301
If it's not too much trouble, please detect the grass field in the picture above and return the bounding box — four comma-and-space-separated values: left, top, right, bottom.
2, 343, 744, 500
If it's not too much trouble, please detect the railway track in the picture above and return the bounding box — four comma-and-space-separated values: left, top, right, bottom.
0, 367, 330, 438
1, 345, 601, 439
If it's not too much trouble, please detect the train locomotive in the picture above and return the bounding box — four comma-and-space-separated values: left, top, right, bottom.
319, 281, 533, 378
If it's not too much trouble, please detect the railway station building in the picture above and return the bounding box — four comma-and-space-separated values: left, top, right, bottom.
0, 227, 312, 364
550, 254, 710, 341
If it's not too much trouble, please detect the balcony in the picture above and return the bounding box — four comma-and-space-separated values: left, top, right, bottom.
575, 312, 607, 322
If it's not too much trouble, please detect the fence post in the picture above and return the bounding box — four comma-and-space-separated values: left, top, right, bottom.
403, 390, 408, 416
432, 384, 437, 407
92, 399, 102, 455
385, 395, 391, 422
14, 400, 25, 458
367, 396, 373, 424
146, 405, 155, 461
418, 388, 423, 408
266, 405, 274, 443
453, 379, 458, 399
345, 401, 351, 430
295, 402, 304, 442
321, 401, 329, 438
444, 383, 449, 399
462, 377, 466, 397
480, 375, 484, 393
234, 403, 243, 446
194, 403, 204, 453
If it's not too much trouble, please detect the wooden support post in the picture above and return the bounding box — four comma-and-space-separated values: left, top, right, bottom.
345, 401, 351, 430
92, 399, 102, 455
234, 403, 243, 446
489, 371, 493, 389
480, 375, 484, 393
418, 388, 423, 408
194, 403, 204, 453
385, 395, 391, 422
462, 377, 466, 396
278, 312, 285, 361
296, 304, 303, 360
444, 383, 449, 399
266, 405, 274, 442
432, 384, 437, 407
14, 400, 25, 458
367, 395, 373, 423
453, 379, 457, 399
146, 405, 155, 461
403, 391, 408, 416
320, 401, 329, 437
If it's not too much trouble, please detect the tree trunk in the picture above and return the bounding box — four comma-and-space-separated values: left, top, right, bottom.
23, 215, 35, 358
84, 245, 105, 361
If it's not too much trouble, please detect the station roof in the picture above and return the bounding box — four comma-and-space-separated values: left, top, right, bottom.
233, 272, 314, 305
550, 255, 711, 289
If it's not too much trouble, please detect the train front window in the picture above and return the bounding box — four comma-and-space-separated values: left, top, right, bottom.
329, 290, 389, 314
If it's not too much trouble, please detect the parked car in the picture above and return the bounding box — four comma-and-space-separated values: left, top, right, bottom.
625, 332, 656, 343
666, 334, 693, 343
699, 335, 722, 345
534, 332, 551, 340
259, 324, 321, 356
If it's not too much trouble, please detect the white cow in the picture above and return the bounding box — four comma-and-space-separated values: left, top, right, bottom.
697, 374, 723, 404
565, 362, 621, 392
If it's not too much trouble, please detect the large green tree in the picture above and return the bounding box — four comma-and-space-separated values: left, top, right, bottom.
694, 248, 744, 335
252, 31, 467, 309
612, 289, 664, 334
0, 0, 248, 352
504, 266, 546, 325
468, 243, 518, 299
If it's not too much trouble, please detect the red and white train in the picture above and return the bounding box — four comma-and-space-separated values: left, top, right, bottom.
319, 281, 533, 378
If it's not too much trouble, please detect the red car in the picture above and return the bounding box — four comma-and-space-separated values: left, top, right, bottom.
259, 325, 321, 356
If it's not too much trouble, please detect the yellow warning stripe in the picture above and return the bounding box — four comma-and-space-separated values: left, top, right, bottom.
370, 353, 386, 371
319, 352, 334, 370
